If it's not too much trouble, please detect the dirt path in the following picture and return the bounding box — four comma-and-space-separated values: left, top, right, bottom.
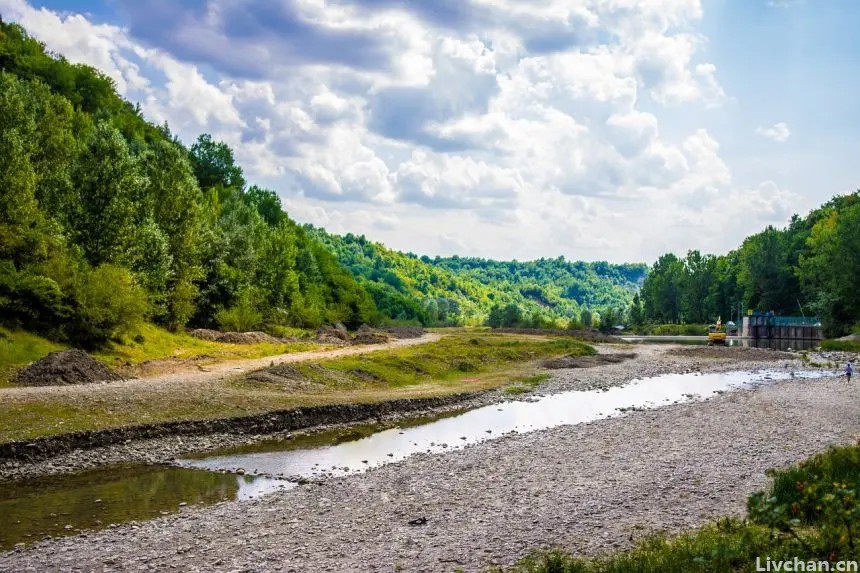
3, 346, 857, 572
0, 333, 441, 400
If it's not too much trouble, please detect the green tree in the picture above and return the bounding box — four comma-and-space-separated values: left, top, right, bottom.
71, 122, 146, 266
641, 253, 684, 323
189, 133, 245, 193
798, 202, 860, 335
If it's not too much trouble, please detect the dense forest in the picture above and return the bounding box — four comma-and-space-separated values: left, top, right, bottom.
0, 21, 648, 347
636, 193, 860, 336
0, 21, 375, 347
308, 228, 646, 327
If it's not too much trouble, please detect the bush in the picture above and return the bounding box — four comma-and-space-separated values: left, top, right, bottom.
215, 290, 262, 332
749, 445, 860, 559
70, 264, 149, 348
0, 261, 71, 338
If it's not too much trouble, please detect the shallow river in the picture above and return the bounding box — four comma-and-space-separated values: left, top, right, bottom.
0, 369, 826, 549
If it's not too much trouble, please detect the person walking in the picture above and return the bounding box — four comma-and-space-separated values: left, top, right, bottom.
846, 362, 853, 383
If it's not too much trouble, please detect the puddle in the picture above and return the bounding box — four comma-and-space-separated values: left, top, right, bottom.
0, 465, 286, 550
0, 369, 826, 550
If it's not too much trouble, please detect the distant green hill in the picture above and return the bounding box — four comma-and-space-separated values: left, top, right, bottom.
307, 228, 646, 326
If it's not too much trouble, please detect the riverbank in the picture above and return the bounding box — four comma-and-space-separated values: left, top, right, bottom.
3, 344, 855, 572
0, 333, 594, 477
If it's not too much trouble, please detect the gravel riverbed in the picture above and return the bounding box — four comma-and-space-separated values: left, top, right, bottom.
2, 345, 859, 572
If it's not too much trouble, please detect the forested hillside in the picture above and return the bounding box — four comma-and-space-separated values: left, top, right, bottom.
637, 192, 860, 336
0, 21, 648, 348
0, 21, 374, 348
308, 228, 646, 327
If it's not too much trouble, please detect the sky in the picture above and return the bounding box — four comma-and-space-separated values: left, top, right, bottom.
1, 0, 858, 263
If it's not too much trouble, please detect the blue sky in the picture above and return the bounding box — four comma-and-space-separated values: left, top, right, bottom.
2, 0, 858, 263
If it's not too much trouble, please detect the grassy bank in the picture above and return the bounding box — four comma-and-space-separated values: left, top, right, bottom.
0, 333, 593, 443
820, 339, 860, 352
0, 329, 66, 387
502, 445, 860, 572
630, 324, 709, 336
0, 324, 320, 386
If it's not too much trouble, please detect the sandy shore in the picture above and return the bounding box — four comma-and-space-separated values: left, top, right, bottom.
2, 345, 858, 572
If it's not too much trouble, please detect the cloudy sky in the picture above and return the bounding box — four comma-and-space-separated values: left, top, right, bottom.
2, 0, 858, 263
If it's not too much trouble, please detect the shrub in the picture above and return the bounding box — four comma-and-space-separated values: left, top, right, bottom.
0, 261, 71, 339
69, 264, 149, 348
215, 290, 262, 332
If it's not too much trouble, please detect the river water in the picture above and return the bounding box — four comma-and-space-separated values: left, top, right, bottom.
0, 369, 828, 549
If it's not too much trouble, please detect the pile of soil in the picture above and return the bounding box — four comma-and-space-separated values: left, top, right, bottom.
188, 329, 289, 344
245, 364, 321, 391
315, 325, 351, 346
352, 325, 391, 345
14, 350, 124, 387
381, 326, 425, 339
542, 353, 637, 369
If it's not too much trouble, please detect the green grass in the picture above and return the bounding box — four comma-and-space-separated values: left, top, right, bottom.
502, 445, 860, 573
0, 333, 593, 443
633, 324, 710, 336
94, 323, 320, 374
820, 339, 860, 352
280, 335, 590, 391
503, 520, 780, 573
0, 328, 67, 386
0, 323, 322, 385
504, 373, 552, 395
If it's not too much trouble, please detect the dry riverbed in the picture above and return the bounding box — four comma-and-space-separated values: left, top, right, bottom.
2, 345, 858, 572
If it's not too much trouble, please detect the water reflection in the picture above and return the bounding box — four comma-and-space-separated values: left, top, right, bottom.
1, 369, 828, 550
0, 465, 285, 550
180, 370, 826, 484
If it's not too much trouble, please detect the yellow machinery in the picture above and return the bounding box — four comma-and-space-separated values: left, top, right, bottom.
707, 317, 727, 345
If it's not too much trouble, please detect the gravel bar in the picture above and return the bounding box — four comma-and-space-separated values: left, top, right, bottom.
2, 345, 858, 572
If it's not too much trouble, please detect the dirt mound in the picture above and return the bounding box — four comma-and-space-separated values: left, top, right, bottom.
188, 329, 288, 344
245, 364, 321, 390
838, 333, 860, 341
217, 331, 283, 344
315, 325, 351, 345
542, 353, 637, 369
353, 324, 391, 345
14, 350, 124, 387
382, 326, 425, 339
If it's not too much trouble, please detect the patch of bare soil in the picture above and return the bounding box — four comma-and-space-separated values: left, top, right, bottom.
14, 350, 124, 387
667, 346, 796, 361
244, 363, 322, 391
542, 352, 637, 369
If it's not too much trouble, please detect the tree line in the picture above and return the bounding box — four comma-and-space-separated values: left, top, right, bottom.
636, 193, 860, 336
0, 22, 374, 347
308, 229, 646, 327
